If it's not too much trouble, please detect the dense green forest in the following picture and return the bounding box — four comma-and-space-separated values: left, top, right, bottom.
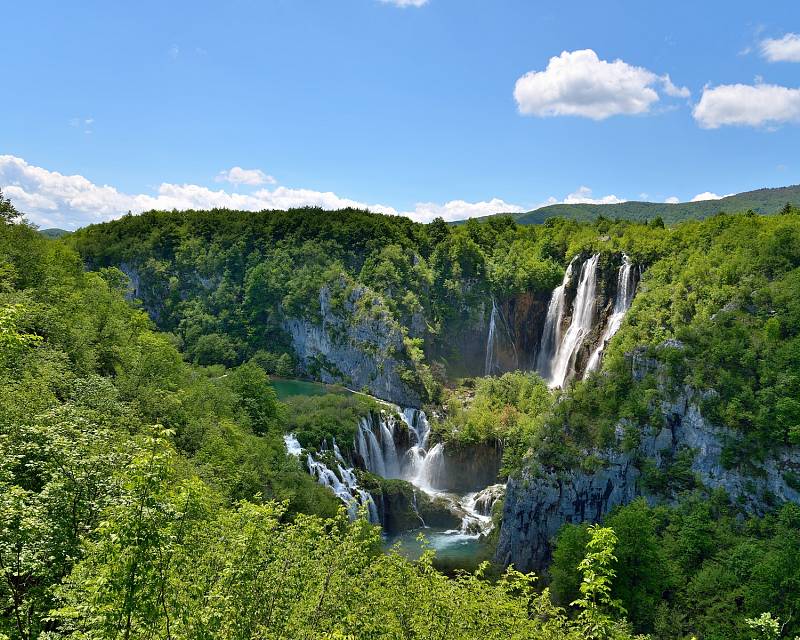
0, 199, 650, 639
4, 186, 800, 639
499, 185, 800, 226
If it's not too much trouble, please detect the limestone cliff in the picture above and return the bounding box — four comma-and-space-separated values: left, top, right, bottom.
284, 282, 424, 407
496, 345, 800, 571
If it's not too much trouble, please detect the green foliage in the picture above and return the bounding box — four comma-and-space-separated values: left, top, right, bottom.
434, 372, 555, 474
510, 185, 800, 226
283, 392, 380, 450
551, 498, 800, 639
571, 525, 628, 640
0, 189, 20, 224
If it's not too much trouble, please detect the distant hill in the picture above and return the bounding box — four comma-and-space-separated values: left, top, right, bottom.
505, 185, 800, 226
39, 228, 72, 239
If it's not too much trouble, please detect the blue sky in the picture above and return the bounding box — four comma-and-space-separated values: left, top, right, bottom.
2, 0, 799, 229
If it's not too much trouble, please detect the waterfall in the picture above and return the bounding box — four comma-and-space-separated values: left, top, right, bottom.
378, 415, 402, 478
398, 409, 446, 491
584, 255, 637, 376
535, 258, 576, 380
484, 299, 499, 376
355, 412, 403, 479
290, 437, 379, 523
547, 253, 601, 389
306, 453, 379, 522
484, 298, 517, 376
413, 442, 446, 492
283, 433, 302, 457
356, 417, 388, 477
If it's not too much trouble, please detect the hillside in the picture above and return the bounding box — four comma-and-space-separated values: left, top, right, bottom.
39, 227, 72, 239
508, 184, 800, 226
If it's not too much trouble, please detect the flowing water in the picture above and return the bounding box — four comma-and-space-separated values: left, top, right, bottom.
535, 258, 576, 380
584, 255, 637, 376
484, 300, 499, 376
547, 253, 601, 389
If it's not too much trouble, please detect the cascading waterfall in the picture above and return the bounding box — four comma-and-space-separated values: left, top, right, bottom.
356, 412, 403, 479
547, 253, 601, 389
484, 299, 499, 376
584, 255, 637, 375
535, 258, 576, 380
291, 404, 495, 544
285, 433, 379, 523
484, 298, 518, 376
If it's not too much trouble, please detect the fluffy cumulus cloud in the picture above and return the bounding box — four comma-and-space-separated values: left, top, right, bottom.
665, 196, 680, 204
559, 186, 625, 205
215, 166, 276, 186
690, 191, 732, 202
405, 198, 523, 223
0, 155, 521, 228
760, 33, 800, 63
513, 49, 689, 120
379, 0, 428, 6
693, 83, 800, 129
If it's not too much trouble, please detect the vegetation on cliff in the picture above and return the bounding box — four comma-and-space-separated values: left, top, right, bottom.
4, 195, 800, 638
0, 203, 657, 640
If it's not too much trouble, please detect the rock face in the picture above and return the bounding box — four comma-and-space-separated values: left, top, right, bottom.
284, 283, 423, 407
433, 443, 504, 493
496, 351, 800, 572
472, 484, 506, 516
375, 480, 463, 534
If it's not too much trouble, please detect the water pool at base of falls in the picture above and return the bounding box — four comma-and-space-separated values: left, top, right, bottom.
383, 529, 491, 571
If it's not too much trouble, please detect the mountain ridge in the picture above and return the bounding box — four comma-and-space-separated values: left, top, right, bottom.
476, 184, 800, 226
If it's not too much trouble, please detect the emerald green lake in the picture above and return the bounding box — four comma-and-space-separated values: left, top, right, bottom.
271, 377, 348, 400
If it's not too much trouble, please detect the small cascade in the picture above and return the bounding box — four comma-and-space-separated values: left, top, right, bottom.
355, 411, 404, 479
484, 299, 499, 376
459, 492, 494, 535
285, 434, 379, 523
547, 253, 601, 389
484, 298, 517, 376
283, 433, 302, 457
584, 255, 638, 376
413, 442, 446, 492
535, 258, 576, 380
411, 490, 426, 527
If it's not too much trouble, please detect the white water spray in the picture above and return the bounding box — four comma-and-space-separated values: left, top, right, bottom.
535, 258, 576, 379
547, 253, 600, 389
584, 255, 637, 376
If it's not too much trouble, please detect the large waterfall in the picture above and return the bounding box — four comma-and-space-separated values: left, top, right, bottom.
546, 253, 601, 389
535, 258, 576, 380
584, 255, 637, 376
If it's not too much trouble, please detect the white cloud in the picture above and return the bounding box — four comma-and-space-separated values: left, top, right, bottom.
379, 0, 428, 6
661, 74, 691, 98
215, 166, 276, 186
760, 33, 800, 62
665, 196, 680, 204
404, 198, 523, 223
690, 191, 733, 202
168, 44, 180, 59
693, 83, 800, 129
513, 49, 688, 120
0, 155, 520, 228
560, 186, 626, 205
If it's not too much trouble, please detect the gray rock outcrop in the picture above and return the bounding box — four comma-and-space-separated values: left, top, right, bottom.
284, 282, 423, 407
496, 351, 800, 572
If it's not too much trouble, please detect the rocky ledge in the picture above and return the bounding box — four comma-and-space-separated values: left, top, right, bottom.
496, 345, 800, 572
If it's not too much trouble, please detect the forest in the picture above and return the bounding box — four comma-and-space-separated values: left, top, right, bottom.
3, 186, 800, 639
